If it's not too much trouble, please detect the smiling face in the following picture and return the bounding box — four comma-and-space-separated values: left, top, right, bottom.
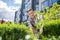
27, 9, 35, 19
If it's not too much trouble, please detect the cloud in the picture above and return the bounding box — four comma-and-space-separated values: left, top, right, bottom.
0, 0, 20, 22
0, 1, 7, 9
14, 0, 22, 4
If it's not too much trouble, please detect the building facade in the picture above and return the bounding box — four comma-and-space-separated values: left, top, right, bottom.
20, 0, 40, 23
14, 0, 58, 23
14, 11, 21, 23
39, 0, 58, 10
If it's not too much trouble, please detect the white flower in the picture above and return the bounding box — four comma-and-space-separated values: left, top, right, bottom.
0, 36, 2, 40
25, 35, 30, 40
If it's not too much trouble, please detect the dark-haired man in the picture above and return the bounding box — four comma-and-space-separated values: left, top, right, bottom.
26, 9, 38, 34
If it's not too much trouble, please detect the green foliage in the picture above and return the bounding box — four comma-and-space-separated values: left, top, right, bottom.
43, 19, 60, 36
0, 23, 34, 40
0, 3, 59, 40
36, 20, 44, 29
34, 3, 60, 39
34, 3, 60, 29
34, 3, 60, 20
41, 36, 60, 40
43, 3, 60, 20
36, 19, 60, 40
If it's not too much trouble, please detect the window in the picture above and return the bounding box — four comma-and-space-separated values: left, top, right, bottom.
36, 0, 39, 4
36, 5, 39, 11
49, 0, 58, 6
25, 0, 30, 4
23, 9, 25, 13
42, 0, 49, 9
52, 0, 57, 3
49, 0, 53, 6
27, 3, 31, 9
25, 8, 27, 12
28, 0, 30, 2
25, 0, 28, 3
23, 15, 27, 21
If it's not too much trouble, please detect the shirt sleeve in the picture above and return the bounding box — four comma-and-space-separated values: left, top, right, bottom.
27, 21, 33, 28
24, 17, 33, 28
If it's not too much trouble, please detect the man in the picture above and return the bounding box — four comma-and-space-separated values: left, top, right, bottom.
25, 9, 38, 34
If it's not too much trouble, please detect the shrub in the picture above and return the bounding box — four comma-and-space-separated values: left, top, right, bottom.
35, 3, 60, 31
43, 19, 60, 36
0, 22, 34, 40
34, 3, 60, 20
41, 36, 60, 40
34, 3, 60, 40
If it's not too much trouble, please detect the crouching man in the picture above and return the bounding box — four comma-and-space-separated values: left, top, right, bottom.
25, 9, 38, 34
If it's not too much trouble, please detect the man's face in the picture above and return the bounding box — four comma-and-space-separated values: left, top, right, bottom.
28, 10, 35, 18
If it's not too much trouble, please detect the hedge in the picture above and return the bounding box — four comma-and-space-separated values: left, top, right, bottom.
0, 23, 34, 40
43, 19, 60, 36
41, 36, 60, 40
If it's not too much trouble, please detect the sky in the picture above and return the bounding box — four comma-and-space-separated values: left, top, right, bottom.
0, 0, 22, 22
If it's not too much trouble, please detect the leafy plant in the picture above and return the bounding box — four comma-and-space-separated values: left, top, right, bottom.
43, 19, 60, 36
0, 22, 34, 40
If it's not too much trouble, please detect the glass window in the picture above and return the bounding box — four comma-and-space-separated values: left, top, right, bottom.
25, 8, 27, 12
27, 3, 31, 9
23, 9, 26, 13
28, 0, 30, 2
42, 1, 49, 9
25, 0, 28, 3
49, 0, 53, 6
52, 0, 57, 3
36, 5, 39, 11
25, 0, 30, 4
23, 15, 27, 21
36, 0, 39, 4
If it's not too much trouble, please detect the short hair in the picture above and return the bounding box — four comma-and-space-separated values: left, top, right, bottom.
26, 9, 33, 13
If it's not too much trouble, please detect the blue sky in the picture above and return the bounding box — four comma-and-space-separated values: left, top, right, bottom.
0, 0, 22, 22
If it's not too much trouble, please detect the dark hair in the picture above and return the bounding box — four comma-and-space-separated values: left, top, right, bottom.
27, 9, 33, 13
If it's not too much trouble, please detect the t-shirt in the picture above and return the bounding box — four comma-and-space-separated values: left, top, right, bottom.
25, 14, 38, 28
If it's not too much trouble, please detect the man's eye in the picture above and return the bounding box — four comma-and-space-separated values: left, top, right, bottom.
31, 13, 32, 14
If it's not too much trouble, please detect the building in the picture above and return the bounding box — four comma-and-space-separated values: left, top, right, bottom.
14, 10, 21, 23
39, 0, 58, 10
20, 0, 39, 23
57, 0, 60, 4
14, 0, 58, 23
